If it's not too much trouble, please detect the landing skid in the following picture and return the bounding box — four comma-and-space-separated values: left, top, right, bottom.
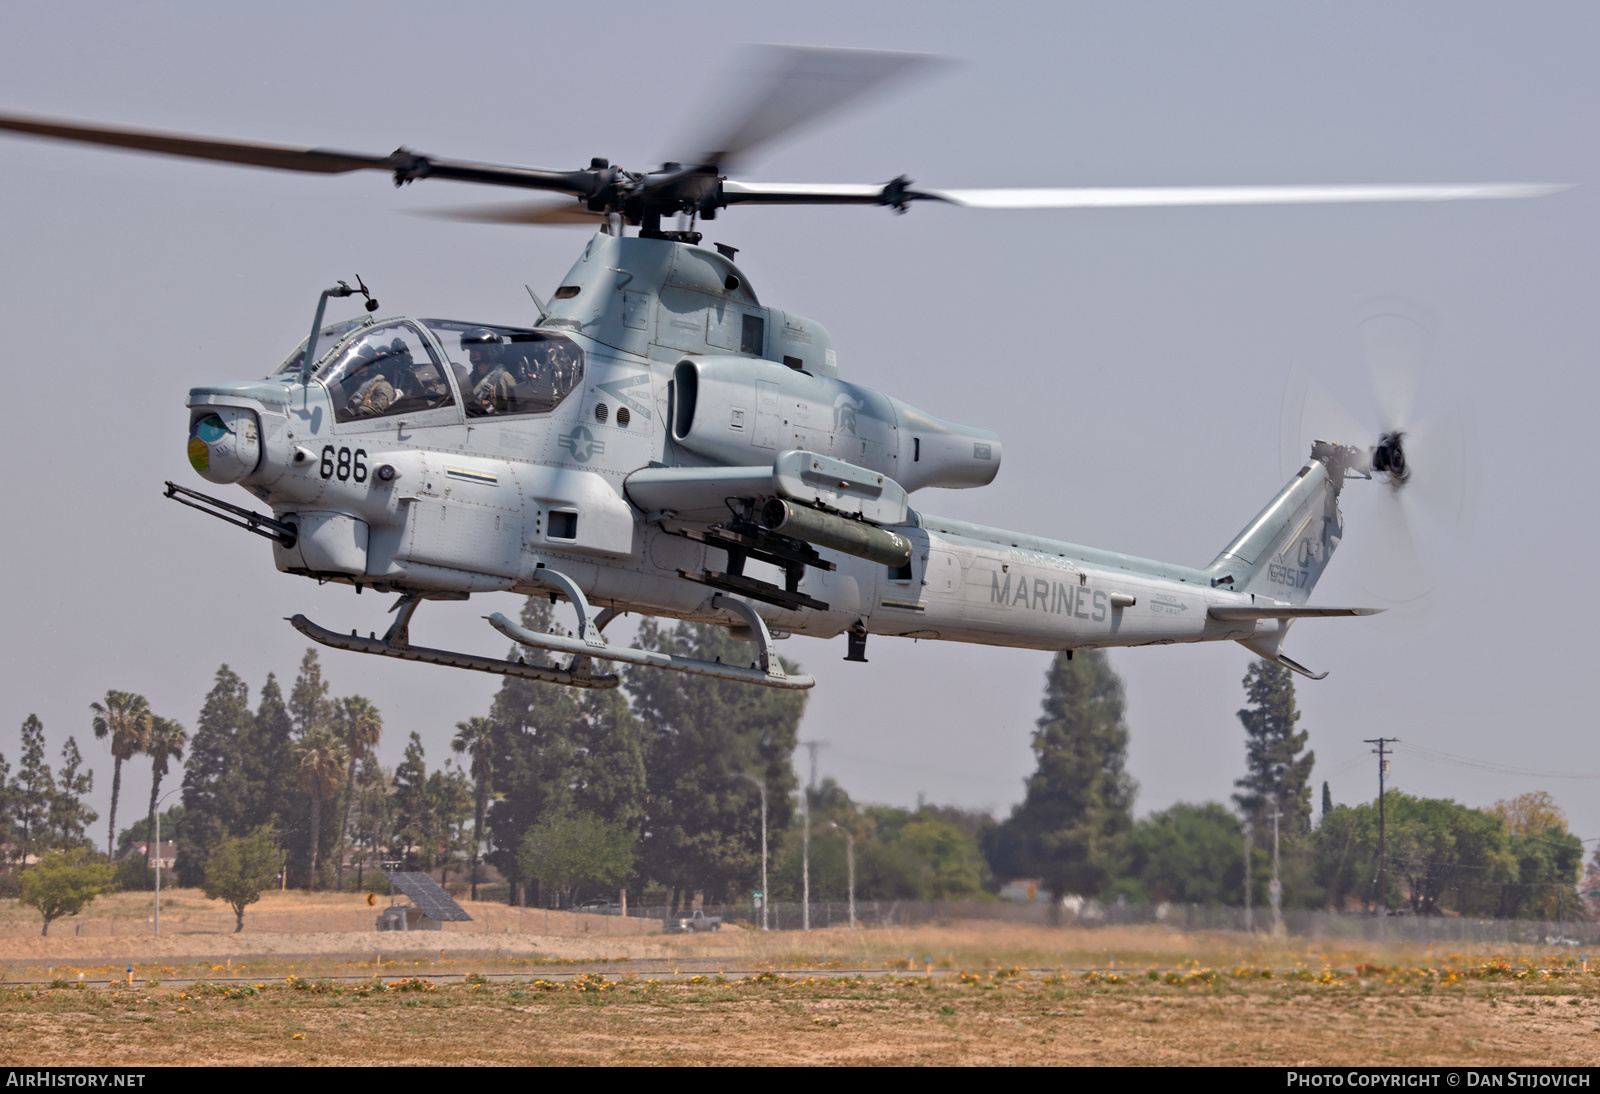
490, 566, 815, 690
289, 592, 620, 690
289, 565, 814, 691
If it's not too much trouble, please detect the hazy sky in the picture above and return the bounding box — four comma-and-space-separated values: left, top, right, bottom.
0, 2, 1595, 847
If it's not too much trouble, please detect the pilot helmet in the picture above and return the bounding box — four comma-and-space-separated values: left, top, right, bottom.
344, 340, 381, 373
460, 327, 502, 369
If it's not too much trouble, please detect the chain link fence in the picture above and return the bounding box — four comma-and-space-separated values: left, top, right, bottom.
4, 897, 1595, 945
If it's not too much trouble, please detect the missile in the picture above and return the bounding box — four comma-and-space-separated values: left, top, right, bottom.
761, 498, 912, 569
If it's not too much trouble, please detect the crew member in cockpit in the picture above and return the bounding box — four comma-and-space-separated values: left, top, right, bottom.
462, 327, 516, 415
348, 337, 416, 418
343, 342, 393, 418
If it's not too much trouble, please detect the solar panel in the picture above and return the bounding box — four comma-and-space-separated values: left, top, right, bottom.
382, 871, 474, 921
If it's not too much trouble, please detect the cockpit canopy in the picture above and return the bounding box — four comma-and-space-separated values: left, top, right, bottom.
319, 322, 454, 423
420, 319, 584, 418
271, 317, 585, 421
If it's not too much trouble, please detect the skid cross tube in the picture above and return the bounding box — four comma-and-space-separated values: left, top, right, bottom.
487, 596, 814, 691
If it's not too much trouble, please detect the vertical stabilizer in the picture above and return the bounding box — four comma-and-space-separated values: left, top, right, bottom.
1205, 443, 1359, 672
1206, 448, 1348, 607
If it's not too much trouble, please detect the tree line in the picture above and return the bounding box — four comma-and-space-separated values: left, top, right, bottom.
985, 649, 1586, 918
1, 595, 1586, 924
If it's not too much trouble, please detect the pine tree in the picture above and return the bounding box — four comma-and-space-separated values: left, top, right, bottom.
289, 649, 333, 737
13, 716, 54, 864
996, 649, 1137, 901
0, 747, 12, 867
349, 753, 392, 883
425, 761, 474, 884
50, 737, 96, 851
482, 596, 584, 904
571, 687, 648, 832
392, 732, 432, 870
1233, 660, 1316, 837
630, 619, 802, 907
244, 672, 304, 860
1321, 781, 1334, 823
177, 666, 252, 885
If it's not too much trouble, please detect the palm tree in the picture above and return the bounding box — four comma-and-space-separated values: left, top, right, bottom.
334, 695, 383, 890
143, 717, 187, 882
451, 717, 495, 900
90, 691, 153, 858
292, 729, 347, 889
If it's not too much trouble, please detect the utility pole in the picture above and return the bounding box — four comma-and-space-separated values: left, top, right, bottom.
1243, 821, 1253, 933
734, 772, 769, 931
801, 740, 826, 932
153, 786, 180, 937
1364, 737, 1398, 933
1270, 802, 1284, 938
830, 822, 856, 928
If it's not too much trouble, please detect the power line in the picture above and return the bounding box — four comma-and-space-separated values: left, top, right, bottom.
1392, 742, 1600, 781
1318, 755, 1369, 779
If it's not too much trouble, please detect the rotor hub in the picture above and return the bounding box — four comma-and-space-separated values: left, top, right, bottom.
1371, 432, 1408, 483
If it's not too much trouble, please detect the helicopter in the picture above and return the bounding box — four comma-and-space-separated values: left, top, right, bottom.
0, 47, 1563, 692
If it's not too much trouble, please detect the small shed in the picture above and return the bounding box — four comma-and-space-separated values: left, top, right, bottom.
378, 871, 473, 932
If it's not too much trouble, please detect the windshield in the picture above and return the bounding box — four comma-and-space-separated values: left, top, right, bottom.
422, 319, 584, 417
316, 321, 455, 423
273, 317, 374, 377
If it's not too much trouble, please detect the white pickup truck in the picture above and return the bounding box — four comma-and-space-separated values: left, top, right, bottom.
664, 910, 722, 933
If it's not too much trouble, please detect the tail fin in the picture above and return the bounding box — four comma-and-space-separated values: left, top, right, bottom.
1205, 443, 1363, 675
1205, 446, 1348, 606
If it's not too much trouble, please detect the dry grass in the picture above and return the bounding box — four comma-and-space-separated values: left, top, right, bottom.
3, 898, 1600, 1064
2, 956, 1599, 1066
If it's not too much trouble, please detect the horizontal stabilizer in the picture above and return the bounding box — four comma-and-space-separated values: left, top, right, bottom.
1209, 606, 1384, 621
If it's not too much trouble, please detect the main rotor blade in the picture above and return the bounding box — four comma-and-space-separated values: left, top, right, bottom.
0, 110, 601, 195
721, 181, 889, 205
415, 198, 605, 226
671, 45, 944, 170
719, 180, 1569, 210
926, 183, 1569, 209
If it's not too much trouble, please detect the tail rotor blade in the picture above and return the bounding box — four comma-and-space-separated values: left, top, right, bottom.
1400, 393, 1479, 538
1278, 362, 1373, 480
1358, 300, 1433, 434
1359, 482, 1433, 609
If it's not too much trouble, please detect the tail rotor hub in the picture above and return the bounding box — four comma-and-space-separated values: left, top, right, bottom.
1371, 432, 1408, 483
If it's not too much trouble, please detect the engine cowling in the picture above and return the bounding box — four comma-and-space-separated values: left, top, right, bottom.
670, 357, 999, 492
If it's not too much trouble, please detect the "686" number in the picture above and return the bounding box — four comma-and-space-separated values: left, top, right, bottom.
320, 445, 368, 483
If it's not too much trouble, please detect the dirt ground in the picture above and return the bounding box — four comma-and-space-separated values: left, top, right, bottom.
3, 891, 1599, 1065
